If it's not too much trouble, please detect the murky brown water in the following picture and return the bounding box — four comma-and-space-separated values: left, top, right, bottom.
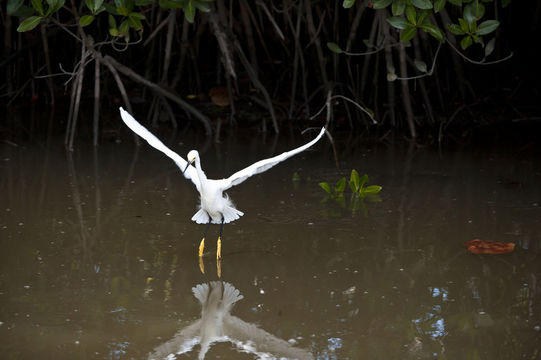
1, 128, 541, 359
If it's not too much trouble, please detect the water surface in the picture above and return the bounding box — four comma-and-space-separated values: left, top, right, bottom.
1, 129, 541, 359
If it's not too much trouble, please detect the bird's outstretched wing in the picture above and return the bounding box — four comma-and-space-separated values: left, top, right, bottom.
221, 127, 326, 191
119, 107, 200, 191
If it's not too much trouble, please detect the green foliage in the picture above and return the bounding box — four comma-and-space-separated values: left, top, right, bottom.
348, 170, 382, 197
17, 15, 42, 31
327, 42, 344, 54
354, 0, 503, 49
80, 15, 95, 27
13, 0, 214, 33
342, 0, 357, 9
319, 170, 382, 216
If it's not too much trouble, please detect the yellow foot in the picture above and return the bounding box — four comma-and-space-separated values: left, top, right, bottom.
217, 258, 222, 278
217, 237, 222, 260
199, 238, 205, 257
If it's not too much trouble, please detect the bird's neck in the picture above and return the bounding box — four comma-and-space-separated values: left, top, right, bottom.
195, 158, 208, 187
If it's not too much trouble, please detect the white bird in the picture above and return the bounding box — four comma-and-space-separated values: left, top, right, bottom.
119, 107, 325, 259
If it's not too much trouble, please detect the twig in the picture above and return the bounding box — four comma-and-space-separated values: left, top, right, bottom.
93, 55, 100, 146
143, 15, 170, 47
103, 55, 213, 134
310, 94, 376, 124
256, 0, 285, 40
446, 39, 513, 65
394, 41, 442, 80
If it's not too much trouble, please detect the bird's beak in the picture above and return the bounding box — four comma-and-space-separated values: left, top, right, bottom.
183, 159, 195, 174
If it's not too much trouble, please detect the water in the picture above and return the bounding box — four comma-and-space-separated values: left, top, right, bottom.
1, 128, 541, 359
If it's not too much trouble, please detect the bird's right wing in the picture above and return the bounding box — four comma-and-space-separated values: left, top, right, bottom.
223, 315, 314, 360
220, 127, 326, 191
119, 107, 200, 191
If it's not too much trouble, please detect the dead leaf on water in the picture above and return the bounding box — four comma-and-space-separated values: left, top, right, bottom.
463, 239, 515, 254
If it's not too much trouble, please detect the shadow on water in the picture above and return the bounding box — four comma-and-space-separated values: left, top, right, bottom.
1, 114, 541, 359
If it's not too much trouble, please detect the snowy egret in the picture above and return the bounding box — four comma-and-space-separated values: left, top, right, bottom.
119, 107, 325, 259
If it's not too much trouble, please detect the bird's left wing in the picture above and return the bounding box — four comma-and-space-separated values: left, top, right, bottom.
119, 107, 200, 191
221, 127, 325, 191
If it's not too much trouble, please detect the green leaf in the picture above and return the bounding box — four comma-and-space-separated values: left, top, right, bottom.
392, 0, 406, 15
434, 0, 446, 12
448, 0, 462, 5
128, 14, 142, 30
117, 6, 130, 15
7, 0, 25, 16
342, 0, 356, 8
463, 5, 475, 27
484, 37, 495, 57
414, 59, 427, 73
334, 177, 347, 193
183, 0, 196, 23
349, 169, 360, 192
109, 27, 119, 36
327, 42, 344, 54
458, 18, 469, 33
17, 16, 42, 32
420, 24, 444, 40
401, 26, 417, 42
80, 15, 94, 26
104, 3, 118, 14
94, 0, 104, 11
193, 0, 210, 12
447, 23, 465, 35
319, 182, 332, 195
359, 174, 369, 189
46, 0, 65, 14
119, 19, 130, 35
363, 185, 382, 194
417, 9, 430, 25
386, 16, 408, 30
136, 0, 154, 5
108, 14, 117, 28
460, 35, 473, 49
472, 1, 485, 19
476, 20, 499, 35
501, 0, 511, 7
31, 0, 44, 15
372, 0, 392, 9
411, 0, 432, 9
10, 4, 34, 17
405, 5, 416, 25
129, 11, 146, 19
85, 0, 95, 12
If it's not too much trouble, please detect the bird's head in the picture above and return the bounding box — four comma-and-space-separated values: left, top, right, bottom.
183, 150, 199, 174
187, 150, 199, 164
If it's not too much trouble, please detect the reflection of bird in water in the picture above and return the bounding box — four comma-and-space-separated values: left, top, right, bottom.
120, 107, 325, 259
148, 281, 313, 360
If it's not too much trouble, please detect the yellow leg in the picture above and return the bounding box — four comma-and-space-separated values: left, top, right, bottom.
216, 257, 222, 278
199, 238, 205, 257
217, 237, 222, 260
199, 256, 205, 274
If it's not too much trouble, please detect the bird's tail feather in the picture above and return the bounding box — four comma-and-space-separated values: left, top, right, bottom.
221, 206, 244, 224
191, 209, 210, 224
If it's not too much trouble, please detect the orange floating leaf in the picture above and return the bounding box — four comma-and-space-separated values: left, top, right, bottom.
463, 239, 515, 254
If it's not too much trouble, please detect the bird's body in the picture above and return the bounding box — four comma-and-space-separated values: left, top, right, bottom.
119, 107, 325, 258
